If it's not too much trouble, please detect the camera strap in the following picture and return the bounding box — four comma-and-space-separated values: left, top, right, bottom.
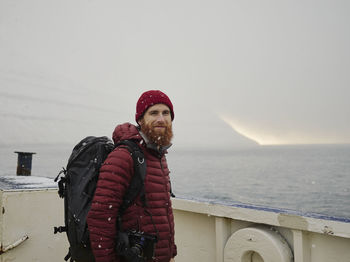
144, 209, 159, 241
115, 140, 159, 240
115, 140, 147, 231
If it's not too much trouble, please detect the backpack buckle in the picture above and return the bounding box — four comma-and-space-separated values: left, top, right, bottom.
54, 226, 67, 234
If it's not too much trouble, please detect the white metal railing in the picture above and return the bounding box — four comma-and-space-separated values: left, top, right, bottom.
1, 180, 350, 262
172, 198, 350, 262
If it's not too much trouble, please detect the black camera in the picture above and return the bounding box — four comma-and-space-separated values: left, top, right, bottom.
116, 230, 158, 262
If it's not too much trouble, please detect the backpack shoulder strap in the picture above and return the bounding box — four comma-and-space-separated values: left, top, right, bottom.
115, 140, 147, 218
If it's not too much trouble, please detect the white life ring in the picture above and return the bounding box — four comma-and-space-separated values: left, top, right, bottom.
224, 226, 293, 262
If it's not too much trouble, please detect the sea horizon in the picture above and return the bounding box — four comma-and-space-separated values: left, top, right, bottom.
1, 143, 349, 219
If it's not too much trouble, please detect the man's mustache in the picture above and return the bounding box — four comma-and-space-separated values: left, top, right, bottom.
152, 124, 168, 128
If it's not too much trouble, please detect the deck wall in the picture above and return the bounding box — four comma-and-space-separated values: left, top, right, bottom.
172, 198, 350, 262
1, 188, 350, 262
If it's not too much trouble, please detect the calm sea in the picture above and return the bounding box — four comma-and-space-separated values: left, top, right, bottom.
1, 143, 349, 219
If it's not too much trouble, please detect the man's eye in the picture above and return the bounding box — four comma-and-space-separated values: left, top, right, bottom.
163, 111, 170, 115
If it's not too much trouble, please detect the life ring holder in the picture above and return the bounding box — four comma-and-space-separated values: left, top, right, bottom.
224, 226, 293, 262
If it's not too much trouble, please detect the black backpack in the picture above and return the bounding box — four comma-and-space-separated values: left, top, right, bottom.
54, 136, 147, 262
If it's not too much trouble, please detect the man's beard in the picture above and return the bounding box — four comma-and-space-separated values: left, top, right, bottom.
140, 121, 173, 147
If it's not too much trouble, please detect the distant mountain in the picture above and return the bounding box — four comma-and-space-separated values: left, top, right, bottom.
173, 113, 259, 149
0, 75, 258, 148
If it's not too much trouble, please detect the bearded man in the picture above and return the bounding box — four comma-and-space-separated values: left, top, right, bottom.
87, 90, 176, 262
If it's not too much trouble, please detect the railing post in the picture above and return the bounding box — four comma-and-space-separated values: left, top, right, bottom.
215, 217, 231, 262
14, 151, 36, 176
292, 230, 311, 262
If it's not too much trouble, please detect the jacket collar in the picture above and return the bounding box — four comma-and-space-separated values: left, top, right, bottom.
139, 131, 172, 156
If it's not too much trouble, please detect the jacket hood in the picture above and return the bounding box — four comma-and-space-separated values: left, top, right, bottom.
112, 122, 142, 144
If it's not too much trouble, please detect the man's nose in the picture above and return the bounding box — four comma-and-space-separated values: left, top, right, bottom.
156, 114, 165, 122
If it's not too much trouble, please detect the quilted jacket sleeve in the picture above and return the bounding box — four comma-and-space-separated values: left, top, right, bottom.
87, 147, 133, 262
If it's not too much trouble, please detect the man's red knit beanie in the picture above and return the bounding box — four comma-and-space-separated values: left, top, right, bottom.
135, 90, 174, 122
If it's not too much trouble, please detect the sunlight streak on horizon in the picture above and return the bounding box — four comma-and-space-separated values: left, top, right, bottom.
219, 115, 292, 145
219, 115, 350, 145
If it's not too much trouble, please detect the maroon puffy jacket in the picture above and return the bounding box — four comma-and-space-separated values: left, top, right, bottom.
87, 123, 177, 262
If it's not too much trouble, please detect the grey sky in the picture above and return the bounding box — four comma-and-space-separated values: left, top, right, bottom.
1, 0, 349, 147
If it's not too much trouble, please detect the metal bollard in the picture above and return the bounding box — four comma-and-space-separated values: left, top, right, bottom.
14, 151, 36, 176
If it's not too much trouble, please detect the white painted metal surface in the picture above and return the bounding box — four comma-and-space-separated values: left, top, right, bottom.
224, 226, 293, 262
172, 198, 350, 262
1, 177, 350, 262
0, 177, 68, 262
